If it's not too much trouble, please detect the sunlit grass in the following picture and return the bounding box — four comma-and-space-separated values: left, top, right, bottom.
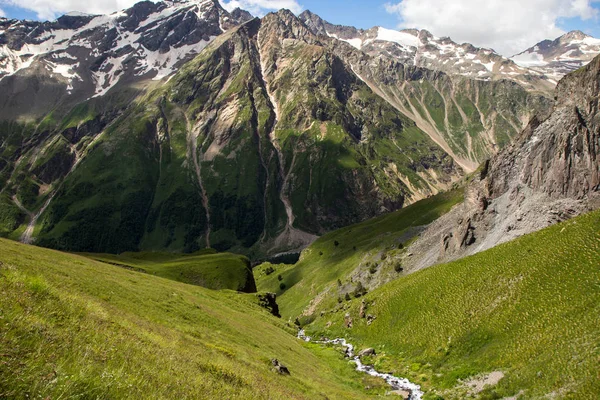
306, 210, 600, 399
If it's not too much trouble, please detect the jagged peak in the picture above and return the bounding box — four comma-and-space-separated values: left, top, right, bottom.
560, 30, 591, 40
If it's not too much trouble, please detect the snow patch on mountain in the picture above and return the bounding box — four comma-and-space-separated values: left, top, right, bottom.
376, 27, 419, 49
0, 0, 243, 97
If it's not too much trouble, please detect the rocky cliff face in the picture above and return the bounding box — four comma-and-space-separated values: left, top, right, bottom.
405, 54, 600, 271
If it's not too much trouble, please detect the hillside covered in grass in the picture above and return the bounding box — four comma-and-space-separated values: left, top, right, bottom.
256, 189, 464, 320
0, 238, 398, 399
81, 250, 256, 293
304, 209, 600, 399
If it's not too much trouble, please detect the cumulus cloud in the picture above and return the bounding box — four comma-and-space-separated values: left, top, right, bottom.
0, 0, 146, 20
384, 0, 599, 56
0, 7, 5, 17
219, 0, 302, 16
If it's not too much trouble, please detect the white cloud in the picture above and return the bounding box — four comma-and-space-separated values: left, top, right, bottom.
220, 0, 302, 16
384, 0, 599, 56
0, 0, 163, 20
0, 7, 5, 17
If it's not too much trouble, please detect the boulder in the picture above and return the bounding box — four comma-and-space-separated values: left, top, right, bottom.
271, 359, 290, 375
358, 348, 376, 357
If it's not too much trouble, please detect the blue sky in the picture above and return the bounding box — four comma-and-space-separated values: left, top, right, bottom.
1, 0, 598, 55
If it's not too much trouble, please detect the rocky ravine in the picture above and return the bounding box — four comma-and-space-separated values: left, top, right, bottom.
404, 54, 600, 272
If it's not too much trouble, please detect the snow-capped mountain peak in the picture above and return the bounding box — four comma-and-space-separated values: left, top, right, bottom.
299, 11, 544, 89
0, 0, 252, 98
511, 30, 600, 79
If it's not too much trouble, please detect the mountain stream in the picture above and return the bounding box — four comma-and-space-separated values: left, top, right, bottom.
298, 330, 423, 399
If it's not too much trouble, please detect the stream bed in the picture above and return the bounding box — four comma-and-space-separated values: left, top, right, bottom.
298, 330, 423, 399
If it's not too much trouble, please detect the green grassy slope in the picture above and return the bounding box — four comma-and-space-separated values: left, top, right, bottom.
81, 250, 257, 293
256, 189, 464, 320
0, 238, 398, 399
305, 210, 600, 399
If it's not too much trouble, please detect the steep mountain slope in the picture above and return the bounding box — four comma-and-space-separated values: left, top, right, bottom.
0, 7, 551, 256
258, 54, 600, 326
0, 238, 391, 399
299, 10, 555, 92
512, 30, 600, 81
404, 53, 600, 271
333, 45, 550, 171
255, 189, 464, 321
0, 11, 470, 255
0, 0, 251, 118
305, 209, 600, 399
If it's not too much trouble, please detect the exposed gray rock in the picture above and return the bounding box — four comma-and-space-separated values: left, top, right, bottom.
404, 54, 600, 272
358, 348, 376, 357
271, 359, 290, 375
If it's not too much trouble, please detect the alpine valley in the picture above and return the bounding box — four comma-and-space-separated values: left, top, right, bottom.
0, 1, 599, 399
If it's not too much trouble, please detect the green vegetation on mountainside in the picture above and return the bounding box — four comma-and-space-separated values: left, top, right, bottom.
0, 238, 395, 399
304, 210, 600, 399
82, 250, 256, 293
256, 189, 464, 320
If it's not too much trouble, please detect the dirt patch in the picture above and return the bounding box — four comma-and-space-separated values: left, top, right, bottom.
460, 370, 504, 395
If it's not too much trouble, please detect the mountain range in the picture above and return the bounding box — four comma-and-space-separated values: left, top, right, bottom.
0, 0, 598, 257
1, 2, 600, 398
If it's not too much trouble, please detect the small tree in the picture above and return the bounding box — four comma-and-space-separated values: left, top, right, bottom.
277, 274, 283, 281
264, 266, 275, 275
279, 282, 286, 290
394, 263, 404, 273
345, 293, 351, 301
337, 279, 342, 286
334, 240, 340, 247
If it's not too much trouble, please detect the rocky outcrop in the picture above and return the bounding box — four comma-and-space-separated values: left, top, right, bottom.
405, 55, 600, 272
257, 292, 281, 317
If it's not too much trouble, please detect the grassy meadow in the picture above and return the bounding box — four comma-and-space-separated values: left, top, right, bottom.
81, 250, 256, 292
255, 189, 464, 320
304, 209, 600, 399
0, 238, 397, 399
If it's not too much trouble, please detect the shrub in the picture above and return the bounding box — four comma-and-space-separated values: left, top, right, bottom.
345, 293, 351, 301
264, 266, 275, 275
380, 253, 387, 261
279, 282, 286, 290
353, 282, 367, 298
394, 263, 404, 273
334, 240, 340, 247
369, 264, 378, 274
277, 274, 283, 281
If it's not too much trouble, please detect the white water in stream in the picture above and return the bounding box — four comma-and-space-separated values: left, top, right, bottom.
298, 330, 423, 399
